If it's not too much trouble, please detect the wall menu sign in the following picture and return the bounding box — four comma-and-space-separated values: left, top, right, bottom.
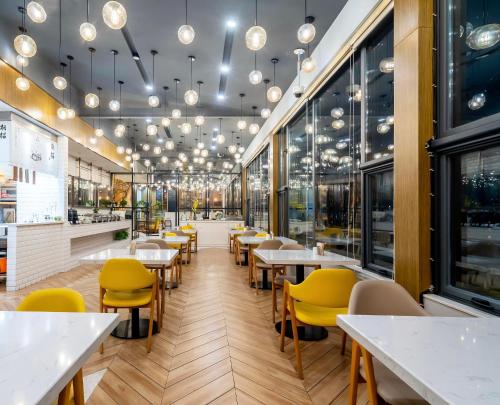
0, 116, 59, 177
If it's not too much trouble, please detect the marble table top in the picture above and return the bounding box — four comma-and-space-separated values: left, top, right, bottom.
0, 311, 119, 405
176, 228, 197, 235
237, 236, 298, 245
80, 248, 178, 266
136, 235, 191, 244
228, 228, 262, 235
337, 315, 500, 405
253, 249, 358, 266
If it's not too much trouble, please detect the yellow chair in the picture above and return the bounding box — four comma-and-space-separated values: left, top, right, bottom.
17, 288, 86, 405
255, 232, 267, 237
279, 269, 357, 379
153, 235, 182, 290
99, 258, 157, 353
229, 227, 246, 252
180, 225, 197, 252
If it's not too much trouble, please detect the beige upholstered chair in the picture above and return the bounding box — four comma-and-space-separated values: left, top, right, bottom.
146, 238, 181, 297
347, 280, 428, 405
251, 239, 283, 294
235, 230, 258, 266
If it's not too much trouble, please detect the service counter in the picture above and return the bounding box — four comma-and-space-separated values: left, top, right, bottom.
179, 219, 244, 248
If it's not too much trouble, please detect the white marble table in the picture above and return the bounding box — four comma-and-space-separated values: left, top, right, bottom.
237, 236, 297, 246
136, 235, 190, 245
0, 311, 119, 405
337, 315, 500, 405
79, 248, 178, 266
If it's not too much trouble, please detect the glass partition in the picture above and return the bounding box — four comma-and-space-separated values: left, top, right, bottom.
246, 146, 270, 231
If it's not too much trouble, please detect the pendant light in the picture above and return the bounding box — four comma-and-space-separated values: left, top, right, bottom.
56, 62, 68, 120
468, 92, 486, 110
293, 48, 305, 97
237, 94, 247, 130
228, 131, 237, 154
14, 5, 37, 58
216, 118, 225, 144
102, 1, 127, 30
301, 44, 316, 73
379, 57, 394, 73
27, 1, 47, 23
16, 55, 29, 67
84, 47, 99, 108
172, 79, 182, 119
148, 50, 160, 107
143, 143, 150, 151
181, 100, 192, 135
248, 106, 260, 135
109, 50, 120, 111
194, 80, 205, 125
249, 52, 263, 85
184, 56, 198, 105
114, 81, 125, 136
95, 87, 104, 136
245, 0, 266, 51
178, 0, 195, 45
80, 0, 96, 41
66, 55, 75, 119
297, 2, 316, 44
238, 145, 245, 154
116, 145, 125, 154
165, 139, 175, 150
161, 155, 168, 164
146, 123, 158, 136
261, 79, 271, 118
161, 86, 171, 127
267, 58, 282, 103
53, 0, 67, 90
16, 75, 30, 91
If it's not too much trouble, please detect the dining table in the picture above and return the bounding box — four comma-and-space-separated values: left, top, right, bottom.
252, 249, 358, 341
237, 235, 297, 268
79, 248, 178, 339
0, 311, 119, 405
138, 234, 192, 265
337, 315, 500, 405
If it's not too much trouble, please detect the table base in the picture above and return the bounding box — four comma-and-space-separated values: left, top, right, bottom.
251, 281, 272, 290
275, 320, 328, 341
112, 319, 158, 339
165, 281, 178, 289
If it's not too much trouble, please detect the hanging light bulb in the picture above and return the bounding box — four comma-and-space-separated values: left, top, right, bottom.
148, 95, 160, 107
246, 26, 267, 51
125, 155, 132, 162
332, 119, 345, 130
102, 1, 127, 29
109, 99, 120, 111
161, 156, 168, 164
305, 123, 313, 134
267, 86, 282, 103
143, 143, 150, 151
181, 122, 192, 134
201, 149, 208, 157
53, 76, 67, 90
144, 159, 151, 167
27, 1, 47, 23
237, 120, 247, 130
95, 128, 104, 137
184, 89, 198, 105
178, 25, 195, 44
216, 134, 225, 144
85, 93, 99, 108
16, 55, 29, 67
249, 69, 263, 85
132, 152, 140, 161
14, 34, 37, 58
16, 76, 30, 91
80, 22, 97, 41
66, 108, 76, 119
125, 147, 132, 154
298, 23, 316, 44
165, 140, 175, 150
379, 57, 394, 73
153, 146, 162, 155
172, 109, 181, 119
385, 115, 394, 125
377, 122, 391, 134
228, 144, 237, 154
261, 107, 271, 118
468, 92, 486, 110
161, 117, 171, 127
147, 124, 158, 136
116, 146, 125, 154
193, 148, 200, 156
194, 115, 205, 126
330, 107, 344, 119
249, 123, 260, 135
466, 24, 500, 50
57, 107, 68, 120
302, 57, 316, 73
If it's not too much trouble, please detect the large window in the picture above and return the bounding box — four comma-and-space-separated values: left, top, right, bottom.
246, 146, 270, 231
435, 0, 500, 313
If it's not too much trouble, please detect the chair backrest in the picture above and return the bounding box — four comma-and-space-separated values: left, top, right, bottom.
171, 230, 187, 236
242, 230, 258, 236
258, 239, 283, 249
289, 269, 357, 308
255, 232, 267, 237
164, 232, 177, 237
146, 239, 170, 249
136, 242, 160, 250
17, 288, 86, 312
280, 244, 305, 251
180, 224, 193, 230
99, 258, 155, 291
348, 280, 428, 316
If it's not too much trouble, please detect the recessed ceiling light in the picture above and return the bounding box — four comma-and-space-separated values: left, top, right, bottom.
211, 145, 216, 150
146, 118, 152, 123
132, 52, 140, 60
220, 64, 230, 74
145, 84, 153, 91
217, 93, 226, 100
226, 19, 237, 29
213, 127, 219, 131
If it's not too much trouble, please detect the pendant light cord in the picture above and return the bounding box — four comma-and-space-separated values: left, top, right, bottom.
86, 0, 89, 22
68, 58, 72, 108
273, 62, 276, 85
254, 0, 258, 25
304, 0, 307, 21
185, 0, 188, 24
58, 0, 62, 65
254, 52, 257, 70
175, 80, 178, 107
113, 52, 116, 98
89, 50, 93, 88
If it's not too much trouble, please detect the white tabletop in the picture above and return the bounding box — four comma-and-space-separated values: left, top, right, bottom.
337, 315, 500, 405
177, 228, 196, 234
252, 249, 358, 266
228, 228, 262, 235
238, 236, 298, 245
0, 311, 119, 405
136, 235, 190, 244
79, 248, 178, 266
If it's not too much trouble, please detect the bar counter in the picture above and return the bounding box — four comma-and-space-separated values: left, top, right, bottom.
179, 219, 244, 248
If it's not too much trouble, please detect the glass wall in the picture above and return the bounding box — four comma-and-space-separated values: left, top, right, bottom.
246, 146, 270, 231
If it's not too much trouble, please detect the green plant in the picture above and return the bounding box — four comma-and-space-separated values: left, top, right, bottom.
99, 199, 111, 208
114, 230, 129, 240
119, 198, 128, 208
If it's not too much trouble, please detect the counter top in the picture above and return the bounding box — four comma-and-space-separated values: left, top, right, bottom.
7, 221, 64, 227
179, 219, 243, 223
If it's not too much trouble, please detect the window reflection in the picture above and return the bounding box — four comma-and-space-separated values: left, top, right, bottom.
247, 147, 270, 231
451, 145, 500, 300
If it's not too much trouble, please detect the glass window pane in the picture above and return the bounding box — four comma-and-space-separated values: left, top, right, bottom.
365, 24, 395, 160
450, 145, 500, 301
246, 146, 270, 231
448, 0, 500, 128
368, 170, 394, 272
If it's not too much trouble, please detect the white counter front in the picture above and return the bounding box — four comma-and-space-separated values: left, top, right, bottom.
179, 220, 244, 248
6, 220, 131, 291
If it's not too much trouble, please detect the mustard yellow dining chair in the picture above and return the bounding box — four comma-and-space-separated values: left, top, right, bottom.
180, 225, 197, 252
17, 288, 86, 405
229, 226, 246, 252
251, 239, 283, 294
99, 258, 157, 353
279, 269, 357, 379
235, 230, 258, 266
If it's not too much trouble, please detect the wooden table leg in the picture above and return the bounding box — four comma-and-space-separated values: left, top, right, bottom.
160, 265, 166, 327
348, 339, 361, 405
360, 345, 379, 405
73, 368, 84, 405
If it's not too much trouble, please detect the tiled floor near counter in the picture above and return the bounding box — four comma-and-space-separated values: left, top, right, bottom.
0, 248, 368, 404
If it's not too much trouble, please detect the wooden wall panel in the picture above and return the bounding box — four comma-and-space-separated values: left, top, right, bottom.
393, 0, 433, 299
270, 133, 279, 234
0, 59, 127, 169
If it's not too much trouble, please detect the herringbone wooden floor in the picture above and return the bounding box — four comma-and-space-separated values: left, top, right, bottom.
0, 248, 369, 404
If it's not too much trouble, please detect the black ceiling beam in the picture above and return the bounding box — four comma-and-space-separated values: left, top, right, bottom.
121, 26, 151, 88
218, 27, 235, 97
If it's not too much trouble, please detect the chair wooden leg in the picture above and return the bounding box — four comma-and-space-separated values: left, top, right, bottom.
279, 290, 288, 352
58, 382, 72, 405
147, 285, 156, 353
271, 281, 277, 323
360, 346, 378, 405
348, 339, 361, 405
73, 368, 84, 405
99, 288, 105, 354
341, 330, 347, 355
169, 264, 174, 296
161, 267, 166, 325
289, 301, 303, 379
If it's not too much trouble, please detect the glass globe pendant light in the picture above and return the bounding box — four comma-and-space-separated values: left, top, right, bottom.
14, 34, 37, 58
161, 87, 170, 126
57, 107, 68, 120
267, 58, 282, 103
116, 146, 125, 154
16, 54, 29, 68
65, 55, 76, 120
245, 0, 267, 51
147, 124, 158, 136
143, 143, 150, 152
332, 119, 345, 130
260, 79, 272, 118
132, 151, 141, 161
379, 57, 394, 73
195, 115, 205, 126
331, 107, 344, 119
16, 75, 30, 91
172, 79, 182, 119
113, 81, 125, 136
297, 2, 315, 44
216, 118, 226, 144
466, 23, 500, 50
201, 149, 208, 157
125, 147, 132, 155
237, 94, 247, 130
228, 131, 237, 154
377, 122, 391, 134
109, 50, 120, 111
84, 48, 99, 108
148, 50, 160, 107
178, 0, 195, 44
468, 92, 486, 110
249, 52, 263, 85
161, 156, 168, 164
248, 106, 260, 135
53, 74, 67, 90
102, 1, 127, 30
184, 56, 199, 105
27, 1, 47, 23
153, 146, 162, 155
302, 55, 316, 73
94, 87, 104, 136
80, 0, 96, 41
181, 122, 192, 134
165, 140, 175, 150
